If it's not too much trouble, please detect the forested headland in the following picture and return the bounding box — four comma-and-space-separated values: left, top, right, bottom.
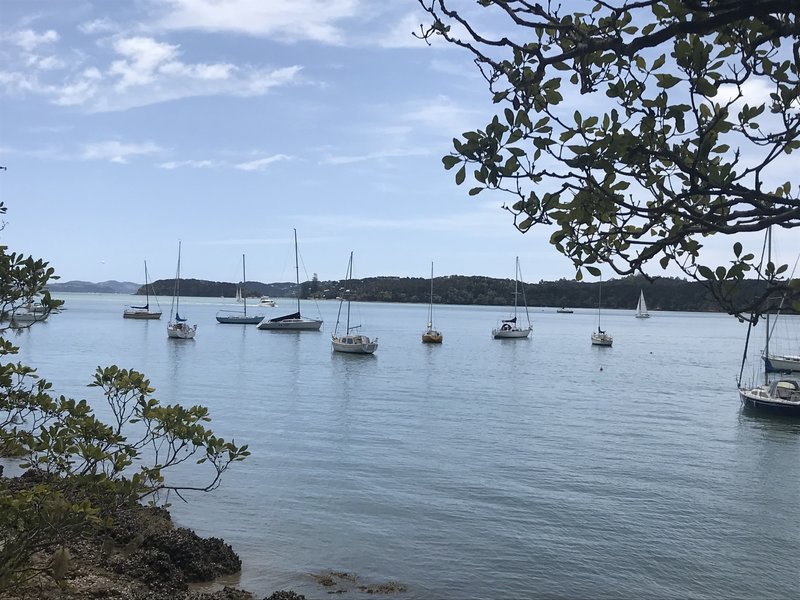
143, 275, 780, 313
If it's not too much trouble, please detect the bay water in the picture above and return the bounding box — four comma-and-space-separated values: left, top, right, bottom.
11, 293, 800, 599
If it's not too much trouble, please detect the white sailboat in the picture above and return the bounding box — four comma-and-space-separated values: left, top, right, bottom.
739, 228, 800, 415
167, 241, 197, 339
257, 229, 322, 331
591, 277, 613, 347
123, 261, 162, 319
635, 290, 650, 318
331, 251, 378, 354
492, 256, 532, 339
763, 274, 800, 373
10, 301, 49, 326
216, 254, 264, 325
422, 262, 443, 344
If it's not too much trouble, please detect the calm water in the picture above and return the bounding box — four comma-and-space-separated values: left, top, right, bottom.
11, 293, 800, 599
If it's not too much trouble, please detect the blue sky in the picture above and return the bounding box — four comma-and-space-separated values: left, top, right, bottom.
0, 0, 568, 286
1, 1, 795, 286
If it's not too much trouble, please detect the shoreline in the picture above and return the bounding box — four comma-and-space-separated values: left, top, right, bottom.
1, 471, 408, 599
0, 471, 304, 600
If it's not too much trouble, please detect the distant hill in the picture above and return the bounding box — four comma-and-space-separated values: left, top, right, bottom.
51, 274, 787, 313
48, 280, 141, 294
148, 279, 298, 299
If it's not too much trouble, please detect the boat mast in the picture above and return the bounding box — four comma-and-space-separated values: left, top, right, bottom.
143, 260, 150, 309
346, 252, 353, 334
598, 277, 602, 333
175, 241, 182, 319
428, 262, 434, 328
242, 253, 247, 317
765, 226, 772, 385
513, 256, 519, 320
518, 258, 531, 328
294, 228, 301, 315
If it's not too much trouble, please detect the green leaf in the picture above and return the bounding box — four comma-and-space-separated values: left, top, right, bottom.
442, 155, 460, 170
655, 73, 681, 89
455, 165, 466, 185
695, 77, 717, 97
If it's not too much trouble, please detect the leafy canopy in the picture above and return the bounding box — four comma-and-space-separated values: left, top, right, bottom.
417, 0, 800, 319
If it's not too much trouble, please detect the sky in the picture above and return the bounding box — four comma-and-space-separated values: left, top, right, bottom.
0, 1, 795, 286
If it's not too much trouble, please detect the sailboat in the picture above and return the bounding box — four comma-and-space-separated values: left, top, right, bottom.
166, 241, 197, 339
635, 290, 650, 318
257, 229, 322, 331
216, 254, 264, 324
331, 252, 378, 354
762, 285, 800, 373
123, 261, 162, 319
422, 262, 443, 344
492, 256, 532, 339
591, 277, 613, 346
738, 228, 800, 415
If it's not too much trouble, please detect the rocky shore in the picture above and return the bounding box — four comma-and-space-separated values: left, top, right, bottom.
3, 471, 408, 599
2, 472, 303, 600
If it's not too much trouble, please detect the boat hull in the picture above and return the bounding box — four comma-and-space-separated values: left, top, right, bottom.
332, 335, 378, 354
216, 315, 263, 325
11, 311, 48, 326
591, 333, 613, 347
764, 354, 800, 373
123, 310, 162, 320
635, 314, 650, 319
422, 330, 443, 344
739, 388, 800, 417
257, 318, 322, 331
492, 327, 531, 339
259, 296, 277, 307
167, 323, 197, 339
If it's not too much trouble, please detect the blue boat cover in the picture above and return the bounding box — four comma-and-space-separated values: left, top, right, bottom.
269, 311, 300, 323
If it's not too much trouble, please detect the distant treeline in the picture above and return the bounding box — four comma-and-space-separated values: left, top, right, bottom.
148, 279, 297, 299
143, 275, 784, 313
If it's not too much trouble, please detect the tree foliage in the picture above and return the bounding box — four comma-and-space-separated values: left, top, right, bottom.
0, 202, 249, 590
417, 0, 800, 320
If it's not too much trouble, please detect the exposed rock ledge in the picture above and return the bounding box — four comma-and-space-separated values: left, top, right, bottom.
2, 472, 303, 600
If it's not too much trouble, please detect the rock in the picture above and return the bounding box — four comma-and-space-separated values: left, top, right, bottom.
264, 592, 306, 600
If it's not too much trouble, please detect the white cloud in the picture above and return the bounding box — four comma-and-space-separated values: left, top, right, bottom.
26, 54, 66, 71
110, 37, 181, 90
158, 159, 220, 169
0, 70, 43, 94
79, 18, 119, 35
81, 140, 163, 163
152, 0, 360, 44
52, 67, 103, 106
0, 32, 305, 112
8, 28, 59, 52
321, 148, 430, 165
235, 154, 292, 171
